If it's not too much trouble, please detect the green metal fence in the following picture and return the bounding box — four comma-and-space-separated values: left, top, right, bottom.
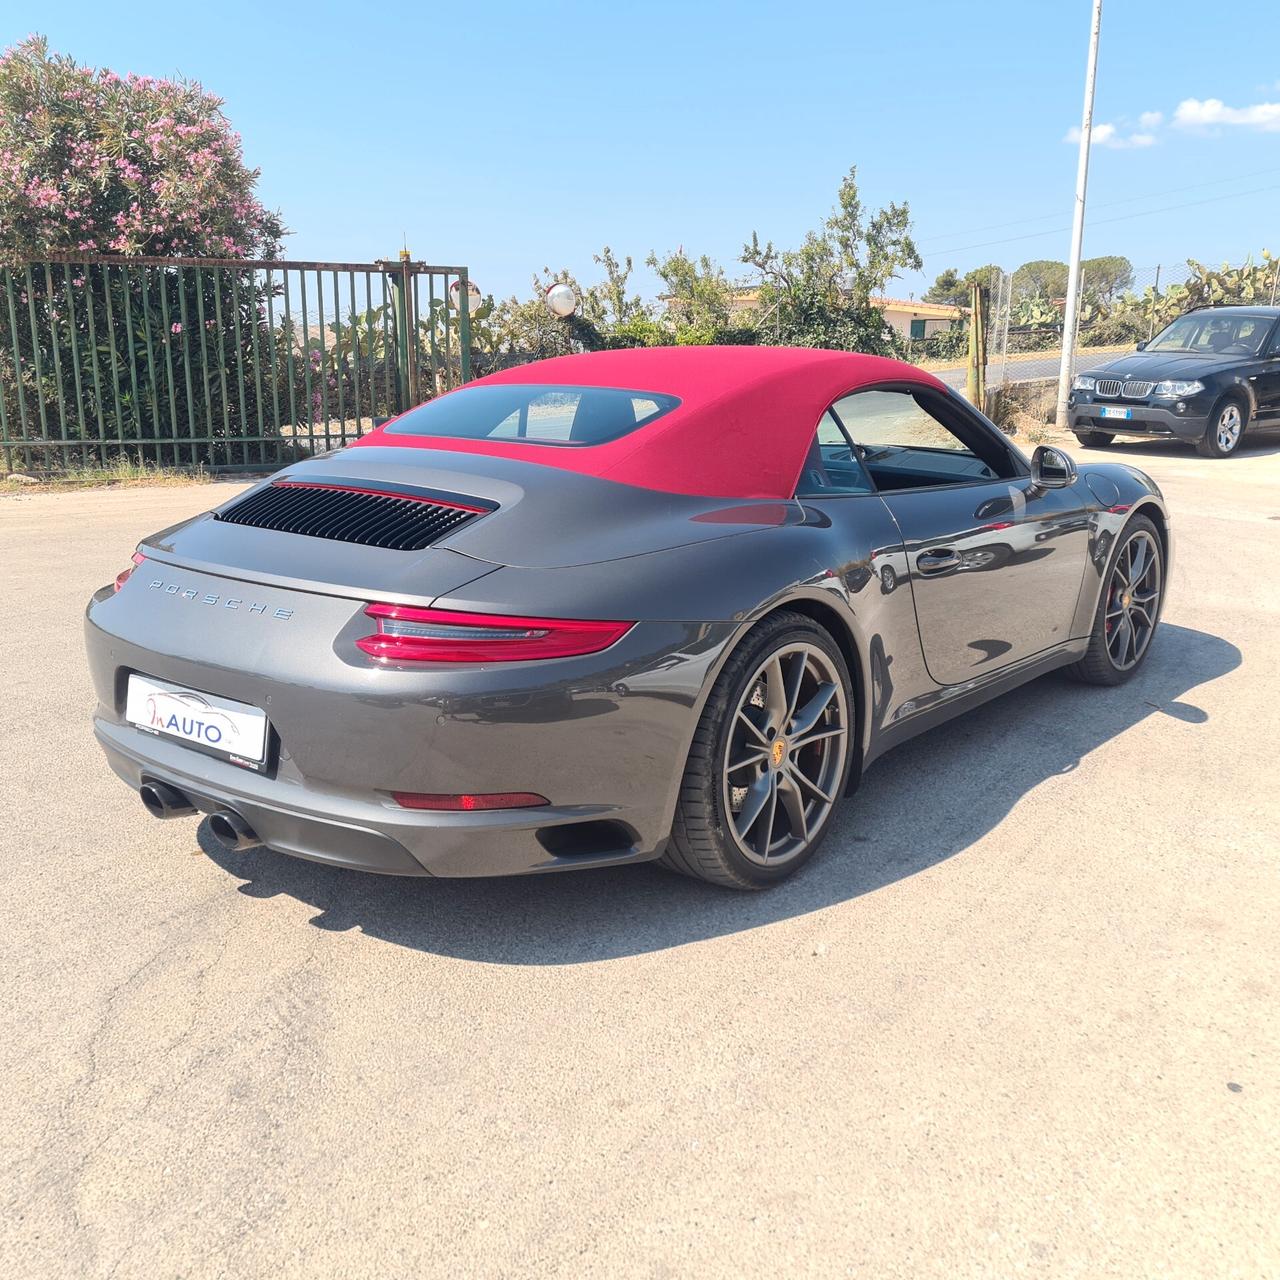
0, 254, 472, 473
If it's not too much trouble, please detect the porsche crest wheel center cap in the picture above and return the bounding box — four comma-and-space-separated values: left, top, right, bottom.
1121, 592, 1131, 607
771, 739, 786, 768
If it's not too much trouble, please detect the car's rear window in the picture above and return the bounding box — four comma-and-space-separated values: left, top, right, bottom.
383, 384, 681, 447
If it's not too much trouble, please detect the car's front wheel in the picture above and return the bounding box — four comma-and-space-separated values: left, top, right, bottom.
1073, 429, 1115, 448
1196, 396, 1247, 458
662, 611, 854, 888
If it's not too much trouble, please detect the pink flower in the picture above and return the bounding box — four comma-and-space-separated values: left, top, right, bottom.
171, 322, 182, 334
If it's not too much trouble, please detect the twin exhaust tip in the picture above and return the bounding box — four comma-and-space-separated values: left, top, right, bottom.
207, 809, 262, 853
140, 780, 195, 820
139, 781, 261, 852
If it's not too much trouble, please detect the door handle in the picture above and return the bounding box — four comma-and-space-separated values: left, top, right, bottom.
917, 548, 961, 573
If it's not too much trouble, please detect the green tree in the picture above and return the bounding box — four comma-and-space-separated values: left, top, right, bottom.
963, 264, 1004, 297
480, 268, 607, 370
923, 264, 1002, 307
741, 166, 921, 352
1080, 255, 1134, 304
591, 246, 645, 327
645, 249, 738, 333
1012, 259, 1067, 300
923, 267, 964, 306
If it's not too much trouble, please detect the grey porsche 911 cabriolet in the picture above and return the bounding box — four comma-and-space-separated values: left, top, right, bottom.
86, 345, 1170, 888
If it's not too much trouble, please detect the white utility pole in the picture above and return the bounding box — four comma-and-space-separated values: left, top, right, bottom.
1055, 0, 1103, 429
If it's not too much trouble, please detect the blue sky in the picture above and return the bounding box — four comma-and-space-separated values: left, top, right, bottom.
7, 1, 1280, 302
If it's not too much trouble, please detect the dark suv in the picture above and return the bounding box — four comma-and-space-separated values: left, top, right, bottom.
1068, 305, 1280, 458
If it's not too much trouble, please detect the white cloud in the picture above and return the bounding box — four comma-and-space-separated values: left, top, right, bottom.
1061, 93, 1280, 148
1173, 97, 1280, 131
1064, 121, 1157, 149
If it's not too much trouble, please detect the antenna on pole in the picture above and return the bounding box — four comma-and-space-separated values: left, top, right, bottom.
1055, 0, 1103, 429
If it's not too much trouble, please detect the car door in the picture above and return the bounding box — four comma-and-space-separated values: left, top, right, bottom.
1251, 319, 1280, 423
830, 385, 1091, 687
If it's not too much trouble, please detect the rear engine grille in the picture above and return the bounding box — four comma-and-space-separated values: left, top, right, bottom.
215, 480, 490, 551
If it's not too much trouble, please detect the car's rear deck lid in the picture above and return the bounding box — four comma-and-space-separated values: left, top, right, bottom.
214, 476, 493, 551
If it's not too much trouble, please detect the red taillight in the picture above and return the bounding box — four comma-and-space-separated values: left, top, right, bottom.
114, 551, 145, 592
392, 791, 549, 811
356, 604, 634, 664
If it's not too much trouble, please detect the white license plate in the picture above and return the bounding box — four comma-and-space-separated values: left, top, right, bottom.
126, 674, 269, 767
1099, 406, 1132, 420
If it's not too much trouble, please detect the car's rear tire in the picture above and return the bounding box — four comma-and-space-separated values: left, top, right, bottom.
1073, 429, 1115, 448
1067, 513, 1164, 686
1195, 396, 1247, 458
661, 611, 854, 889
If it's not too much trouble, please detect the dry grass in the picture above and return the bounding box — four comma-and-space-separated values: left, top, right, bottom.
986, 378, 1060, 444
3, 455, 217, 493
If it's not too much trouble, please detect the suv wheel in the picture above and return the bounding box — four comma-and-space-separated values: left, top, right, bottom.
1073, 429, 1114, 448
1196, 397, 1247, 458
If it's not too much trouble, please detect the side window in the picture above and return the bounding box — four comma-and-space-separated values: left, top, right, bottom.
816, 409, 848, 447
831, 388, 1013, 491
1236, 318, 1264, 351
796, 410, 875, 495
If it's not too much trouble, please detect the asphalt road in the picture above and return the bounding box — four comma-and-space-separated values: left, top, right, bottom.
932, 348, 1097, 390
2, 437, 1278, 1278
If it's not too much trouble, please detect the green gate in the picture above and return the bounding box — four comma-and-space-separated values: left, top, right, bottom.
0, 253, 473, 473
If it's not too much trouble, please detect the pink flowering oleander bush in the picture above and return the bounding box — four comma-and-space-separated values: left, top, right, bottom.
0, 35, 284, 264
0, 38, 310, 468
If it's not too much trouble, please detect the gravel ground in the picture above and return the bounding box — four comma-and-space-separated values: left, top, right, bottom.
1, 439, 1277, 1278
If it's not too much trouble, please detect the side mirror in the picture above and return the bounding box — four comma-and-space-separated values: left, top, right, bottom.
1135, 339, 1148, 351
1031, 444, 1078, 489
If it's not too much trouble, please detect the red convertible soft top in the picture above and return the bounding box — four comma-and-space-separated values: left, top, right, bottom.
352, 345, 947, 499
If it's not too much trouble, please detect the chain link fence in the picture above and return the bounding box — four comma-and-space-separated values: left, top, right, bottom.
907, 255, 1280, 394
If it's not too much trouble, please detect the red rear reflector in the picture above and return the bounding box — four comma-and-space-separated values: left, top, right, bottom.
114, 551, 145, 592
392, 791, 549, 811
357, 604, 633, 663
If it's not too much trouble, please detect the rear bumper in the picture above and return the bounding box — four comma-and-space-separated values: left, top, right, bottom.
1068, 398, 1209, 442
95, 719, 651, 876
86, 576, 737, 878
